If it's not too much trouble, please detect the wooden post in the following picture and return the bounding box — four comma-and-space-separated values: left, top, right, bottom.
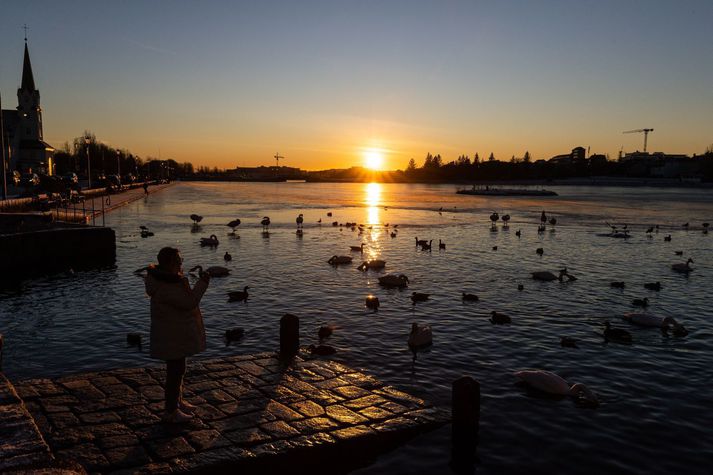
451, 376, 480, 468
279, 314, 299, 359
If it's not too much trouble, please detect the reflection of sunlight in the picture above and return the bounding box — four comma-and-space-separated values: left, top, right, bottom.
365, 183, 381, 225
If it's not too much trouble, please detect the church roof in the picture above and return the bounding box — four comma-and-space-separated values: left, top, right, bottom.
19, 139, 54, 151
21, 42, 36, 92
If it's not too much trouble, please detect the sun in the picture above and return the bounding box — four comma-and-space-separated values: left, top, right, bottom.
363, 149, 385, 170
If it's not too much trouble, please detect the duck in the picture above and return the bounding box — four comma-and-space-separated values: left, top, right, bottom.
226, 219, 241, 234
632, 297, 649, 308
408, 323, 433, 349
502, 214, 511, 226
225, 328, 245, 342
671, 258, 694, 273
190, 214, 203, 225
200, 234, 219, 247
227, 286, 250, 302
610, 281, 626, 289
514, 370, 598, 406
126, 333, 142, 347
327, 212, 333, 217
411, 292, 430, 304
261, 216, 271, 231
350, 243, 365, 253
318, 325, 334, 340
140, 227, 154, 238
189, 265, 230, 277
357, 260, 386, 271
536, 247, 544, 256
622, 313, 675, 328
664, 234, 672, 242
560, 336, 577, 348
308, 344, 337, 356
515, 229, 521, 238
390, 232, 397, 238
296, 213, 304, 228
415, 237, 428, 247
489, 212, 499, 223
224, 252, 232, 262
462, 293, 479, 302
603, 321, 632, 343
378, 273, 409, 288
332, 221, 339, 227
439, 239, 446, 250
365, 295, 380, 310
328, 255, 353, 265
492, 245, 498, 251
517, 284, 524, 291
644, 282, 661, 291
490, 311, 511, 324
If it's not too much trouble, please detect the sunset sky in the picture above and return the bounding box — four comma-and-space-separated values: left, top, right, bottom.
1, 1, 711, 170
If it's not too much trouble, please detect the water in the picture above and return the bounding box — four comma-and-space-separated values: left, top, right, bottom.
1, 182, 712, 474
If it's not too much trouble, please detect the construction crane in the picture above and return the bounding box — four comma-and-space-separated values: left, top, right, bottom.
273, 152, 284, 168
623, 128, 654, 153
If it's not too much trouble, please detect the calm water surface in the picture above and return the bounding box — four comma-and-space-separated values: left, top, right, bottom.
2, 182, 713, 474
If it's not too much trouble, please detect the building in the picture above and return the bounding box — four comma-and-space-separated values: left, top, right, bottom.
1, 40, 55, 175
548, 146, 587, 165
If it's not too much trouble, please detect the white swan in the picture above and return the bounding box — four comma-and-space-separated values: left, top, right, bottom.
515, 370, 598, 406
408, 322, 432, 349
623, 313, 676, 328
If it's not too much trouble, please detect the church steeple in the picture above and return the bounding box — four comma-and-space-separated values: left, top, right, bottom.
21, 42, 36, 92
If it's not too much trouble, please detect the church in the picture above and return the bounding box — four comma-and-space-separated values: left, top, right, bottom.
1, 39, 55, 175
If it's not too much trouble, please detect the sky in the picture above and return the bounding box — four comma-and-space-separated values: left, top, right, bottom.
1, 0, 712, 170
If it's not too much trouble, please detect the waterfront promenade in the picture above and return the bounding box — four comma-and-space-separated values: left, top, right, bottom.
1, 352, 447, 473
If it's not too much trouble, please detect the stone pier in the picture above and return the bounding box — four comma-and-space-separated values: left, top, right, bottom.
4, 353, 448, 473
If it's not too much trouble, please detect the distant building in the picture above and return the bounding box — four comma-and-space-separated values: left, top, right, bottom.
1, 40, 55, 174
549, 146, 586, 165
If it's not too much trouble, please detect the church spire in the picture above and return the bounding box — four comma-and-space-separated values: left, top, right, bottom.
21, 40, 36, 92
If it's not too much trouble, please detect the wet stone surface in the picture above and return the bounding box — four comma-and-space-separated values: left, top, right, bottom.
8, 353, 448, 473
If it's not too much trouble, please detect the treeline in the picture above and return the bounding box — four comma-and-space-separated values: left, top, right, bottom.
52, 131, 194, 179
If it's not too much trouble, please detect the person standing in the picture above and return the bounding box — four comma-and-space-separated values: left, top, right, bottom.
145, 247, 210, 423
143, 182, 149, 195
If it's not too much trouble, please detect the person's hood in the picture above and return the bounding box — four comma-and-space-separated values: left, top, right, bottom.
145, 264, 183, 296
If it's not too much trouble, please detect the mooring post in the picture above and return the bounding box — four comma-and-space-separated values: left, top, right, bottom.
451, 376, 480, 469
279, 314, 299, 359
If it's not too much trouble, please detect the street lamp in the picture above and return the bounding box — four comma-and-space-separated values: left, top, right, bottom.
85, 137, 92, 189
116, 150, 120, 177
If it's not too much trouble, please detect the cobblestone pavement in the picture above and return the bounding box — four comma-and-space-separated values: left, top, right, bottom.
8, 353, 448, 473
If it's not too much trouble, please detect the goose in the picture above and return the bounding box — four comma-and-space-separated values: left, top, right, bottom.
514, 370, 598, 406
682, 222, 689, 229
318, 325, 334, 340
200, 234, 219, 247
411, 292, 430, 304
610, 281, 626, 289
126, 333, 142, 347
350, 243, 365, 253
365, 295, 380, 310
515, 229, 521, 238
390, 232, 397, 238
536, 247, 544, 256
502, 214, 511, 226
490, 311, 511, 324
490, 212, 499, 223
560, 337, 577, 348
357, 260, 386, 271
664, 234, 672, 242
645, 226, 654, 234
140, 227, 154, 238
408, 323, 433, 349
415, 237, 428, 247
462, 292, 479, 302
227, 286, 250, 302
532, 270, 558, 281
560, 268, 577, 281
261, 216, 271, 231
421, 240, 433, 251
671, 258, 693, 273
632, 297, 649, 308
227, 219, 241, 234
622, 313, 675, 328
327, 212, 333, 217
296, 214, 304, 228
189, 265, 230, 277
224, 252, 232, 262
308, 344, 337, 356
225, 328, 245, 342
674, 251, 683, 256
644, 282, 661, 291
190, 214, 203, 225
378, 273, 409, 288
439, 239, 446, 250
540, 211, 547, 224
328, 255, 352, 265
603, 321, 632, 343
332, 221, 339, 226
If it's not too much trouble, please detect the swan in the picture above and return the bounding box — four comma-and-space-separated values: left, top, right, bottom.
411, 292, 430, 304
644, 282, 661, 291
438, 239, 446, 250
672, 258, 693, 273
227, 219, 241, 234
365, 295, 380, 310
224, 252, 232, 262
514, 370, 598, 406
357, 260, 386, 271
603, 321, 632, 343
378, 273, 409, 288
296, 213, 304, 228
610, 281, 625, 289
190, 214, 203, 225
350, 243, 365, 253
200, 234, 219, 247
227, 286, 250, 302
225, 328, 245, 342
490, 311, 511, 324
189, 265, 230, 277
622, 313, 675, 328
408, 322, 432, 349
462, 293, 479, 302
328, 255, 352, 265
261, 216, 271, 231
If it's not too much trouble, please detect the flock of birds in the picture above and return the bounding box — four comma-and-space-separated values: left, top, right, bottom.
132, 208, 707, 405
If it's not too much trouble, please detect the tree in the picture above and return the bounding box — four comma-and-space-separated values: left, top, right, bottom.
523, 151, 531, 163
407, 158, 417, 172
488, 152, 495, 162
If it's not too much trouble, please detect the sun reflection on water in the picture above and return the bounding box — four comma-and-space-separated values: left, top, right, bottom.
364, 182, 382, 259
